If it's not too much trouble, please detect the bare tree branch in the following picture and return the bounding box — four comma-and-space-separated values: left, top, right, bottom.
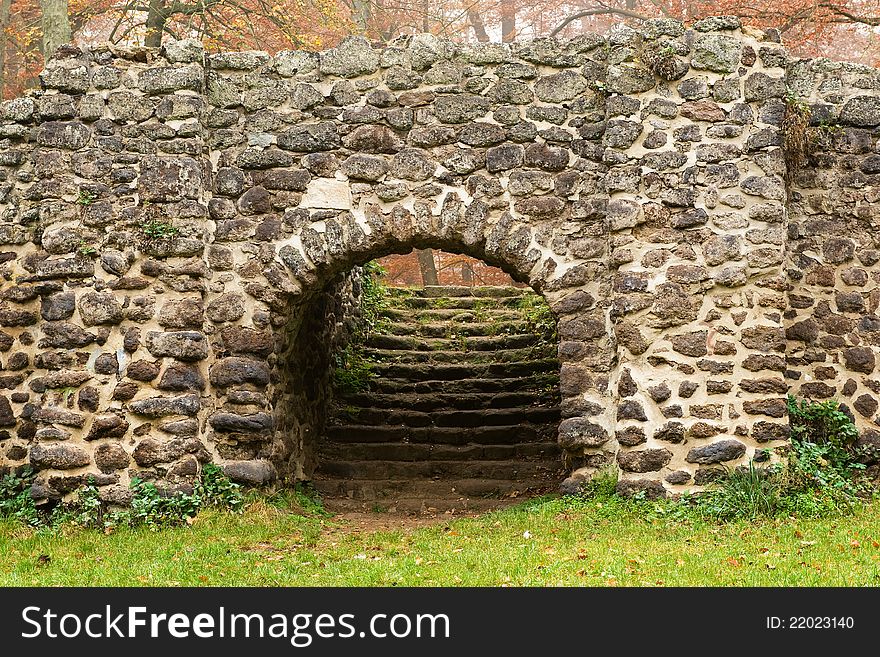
549, 6, 651, 37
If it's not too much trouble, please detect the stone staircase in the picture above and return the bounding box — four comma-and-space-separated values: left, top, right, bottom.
314, 285, 563, 514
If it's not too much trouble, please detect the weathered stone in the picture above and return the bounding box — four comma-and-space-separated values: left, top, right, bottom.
671, 331, 708, 357
223, 460, 277, 485
342, 125, 404, 154
686, 439, 747, 464
209, 412, 273, 433
132, 437, 193, 467
654, 422, 686, 444
209, 357, 271, 387
138, 64, 204, 95
844, 347, 875, 374
77, 291, 123, 326
616, 478, 667, 500
86, 415, 129, 440
94, 443, 131, 473
342, 154, 389, 181
486, 144, 524, 173
158, 362, 206, 391
558, 417, 610, 448
145, 331, 209, 361
158, 298, 204, 329
138, 156, 203, 201
617, 448, 673, 473
854, 394, 878, 418
129, 394, 200, 418
692, 34, 742, 73
319, 36, 379, 78
30, 443, 90, 470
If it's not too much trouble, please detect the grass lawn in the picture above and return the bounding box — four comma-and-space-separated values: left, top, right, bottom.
1, 493, 880, 587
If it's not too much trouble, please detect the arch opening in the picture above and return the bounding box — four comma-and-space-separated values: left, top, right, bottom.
278, 246, 566, 514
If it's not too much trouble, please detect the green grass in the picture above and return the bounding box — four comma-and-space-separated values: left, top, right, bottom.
3, 493, 880, 586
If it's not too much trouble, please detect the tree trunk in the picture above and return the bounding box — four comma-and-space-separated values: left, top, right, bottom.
417, 249, 439, 286
145, 0, 167, 48
461, 261, 473, 285
39, 0, 71, 57
0, 0, 12, 98
500, 0, 515, 42
351, 0, 371, 33
468, 10, 490, 42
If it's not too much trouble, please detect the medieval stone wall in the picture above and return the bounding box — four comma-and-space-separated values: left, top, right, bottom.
0, 17, 876, 503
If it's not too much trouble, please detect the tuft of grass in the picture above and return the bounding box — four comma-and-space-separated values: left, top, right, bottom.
517, 293, 557, 343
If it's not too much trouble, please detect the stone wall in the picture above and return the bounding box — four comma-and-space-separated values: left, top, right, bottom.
0, 17, 878, 503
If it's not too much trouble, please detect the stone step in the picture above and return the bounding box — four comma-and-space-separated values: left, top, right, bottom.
370, 359, 558, 382
378, 319, 531, 338
365, 333, 540, 352
328, 406, 561, 428
314, 475, 559, 502
338, 391, 558, 412
316, 458, 561, 480
361, 345, 556, 365
317, 495, 526, 515
389, 296, 527, 311
386, 285, 528, 299
318, 441, 562, 462
369, 374, 559, 394
324, 424, 554, 445
379, 308, 523, 322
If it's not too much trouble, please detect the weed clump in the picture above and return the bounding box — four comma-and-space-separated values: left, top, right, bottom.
575, 395, 872, 522
0, 464, 245, 531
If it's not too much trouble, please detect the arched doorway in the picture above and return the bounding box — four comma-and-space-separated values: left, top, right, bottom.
269, 205, 615, 513
313, 250, 562, 513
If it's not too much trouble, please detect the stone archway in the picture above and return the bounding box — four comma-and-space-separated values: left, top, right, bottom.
7, 18, 872, 506
263, 206, 612, 497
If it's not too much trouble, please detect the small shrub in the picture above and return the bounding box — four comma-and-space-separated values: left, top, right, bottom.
196, 463, 244, 512
2, 464, 245, 531
331, 345, 374, 394
141, 220, 179, 240
76, 189, 96, 206
517, 293, 557, 344
291, 482, 331, 517
77, 240, 97, 257
0, 468, 41, 527
330, 261, 388, 395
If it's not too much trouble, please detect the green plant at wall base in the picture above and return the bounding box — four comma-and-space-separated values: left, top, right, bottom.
694, 462, 783, 521
1, 464, 244, 531
196, 463, 245, 512
0, 468, 41, 527
784, 395, 865, 494
331, 345, 374, 394
141, 220, 179, 240
687, 396, 869, 521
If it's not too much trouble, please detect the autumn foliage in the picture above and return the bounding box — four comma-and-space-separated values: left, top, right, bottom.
4, 0, 880, 99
